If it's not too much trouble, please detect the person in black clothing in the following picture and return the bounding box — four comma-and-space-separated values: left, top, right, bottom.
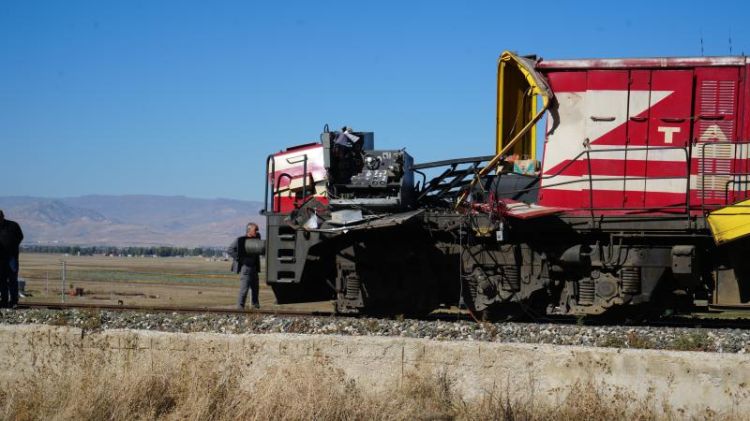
0, 210, 24, 308
228, 222, 261, 309
332, 126, 362, 183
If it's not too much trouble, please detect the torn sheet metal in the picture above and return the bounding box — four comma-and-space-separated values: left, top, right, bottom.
310, 209, 425, 234
497, 199, 566, 220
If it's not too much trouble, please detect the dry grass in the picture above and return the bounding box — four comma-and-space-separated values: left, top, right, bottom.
18, 253, 246, 308
0, 352, 734, 421
671, 331, 715, 352
18, 252, 332, 312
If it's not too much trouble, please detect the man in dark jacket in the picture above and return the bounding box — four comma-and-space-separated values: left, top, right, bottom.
0, 210, 24, 308
227, 222, 261, 309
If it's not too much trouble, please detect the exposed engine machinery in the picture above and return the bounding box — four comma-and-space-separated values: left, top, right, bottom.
262, 52, 750, 318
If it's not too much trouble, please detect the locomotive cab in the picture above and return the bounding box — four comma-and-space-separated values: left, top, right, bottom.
321, 129, 415, 211
496, 51, 551, 172
263, 128, 418, 309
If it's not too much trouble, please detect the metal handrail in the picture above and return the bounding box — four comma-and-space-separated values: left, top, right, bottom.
417, 145, 698, 214
263, 154, 276, 214
301, 154, 308, 203
483, 146, 692, 213
274, 173, 293, 213
725, 177, 750, 204
412, 155, 495, 170
697, 139, 750, 210
270, 154, 311, 214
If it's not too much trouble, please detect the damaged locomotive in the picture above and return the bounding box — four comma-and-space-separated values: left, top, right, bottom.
259, 51, 750, 318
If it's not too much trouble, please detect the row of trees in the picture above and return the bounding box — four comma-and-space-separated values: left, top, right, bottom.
21, 245, 227, 258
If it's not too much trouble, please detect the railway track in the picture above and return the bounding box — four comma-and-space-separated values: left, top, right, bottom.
12, 301, 750, 330
15, 301, 480, 324
5, 301, 750, 353
17, 301, 334, 318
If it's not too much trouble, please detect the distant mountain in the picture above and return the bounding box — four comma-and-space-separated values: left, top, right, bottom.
0, 195, 264, 247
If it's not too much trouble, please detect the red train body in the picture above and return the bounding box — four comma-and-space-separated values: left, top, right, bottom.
261, 53, 750, 317
535, 56, 750, 214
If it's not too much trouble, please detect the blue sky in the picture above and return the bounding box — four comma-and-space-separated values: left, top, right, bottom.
2, 0, 749, 201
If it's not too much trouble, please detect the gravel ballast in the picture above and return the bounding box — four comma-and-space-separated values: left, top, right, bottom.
1, 308, 749, 353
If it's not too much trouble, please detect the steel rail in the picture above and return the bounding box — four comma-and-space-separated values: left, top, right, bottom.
17, 301, 334, 318
13, 302, 750, 329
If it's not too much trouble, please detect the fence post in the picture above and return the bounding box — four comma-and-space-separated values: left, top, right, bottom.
60, 261, 66, 303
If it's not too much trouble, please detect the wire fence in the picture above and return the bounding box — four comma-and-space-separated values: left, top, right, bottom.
17, 257, 256, 307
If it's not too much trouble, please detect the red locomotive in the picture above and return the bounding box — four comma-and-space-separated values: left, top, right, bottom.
261, 52, 750, 318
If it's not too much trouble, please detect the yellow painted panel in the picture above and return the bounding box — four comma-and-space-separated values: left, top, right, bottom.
707, 199, 750, 245
458, 51, 552, 208
495, 51, 551, 160
529, 94, 537, 160
496, 61, 505, 155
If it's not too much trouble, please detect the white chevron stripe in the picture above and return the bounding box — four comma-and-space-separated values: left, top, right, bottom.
543, 90, 673, 173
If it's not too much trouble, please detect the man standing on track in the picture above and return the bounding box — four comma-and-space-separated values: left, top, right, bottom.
0, 210, 24, 308
228, 222, 261, 310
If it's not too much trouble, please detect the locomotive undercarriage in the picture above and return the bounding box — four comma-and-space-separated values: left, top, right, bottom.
426, 213, 716, 318
267, 206, 748, 319
332, 225, 448, 315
